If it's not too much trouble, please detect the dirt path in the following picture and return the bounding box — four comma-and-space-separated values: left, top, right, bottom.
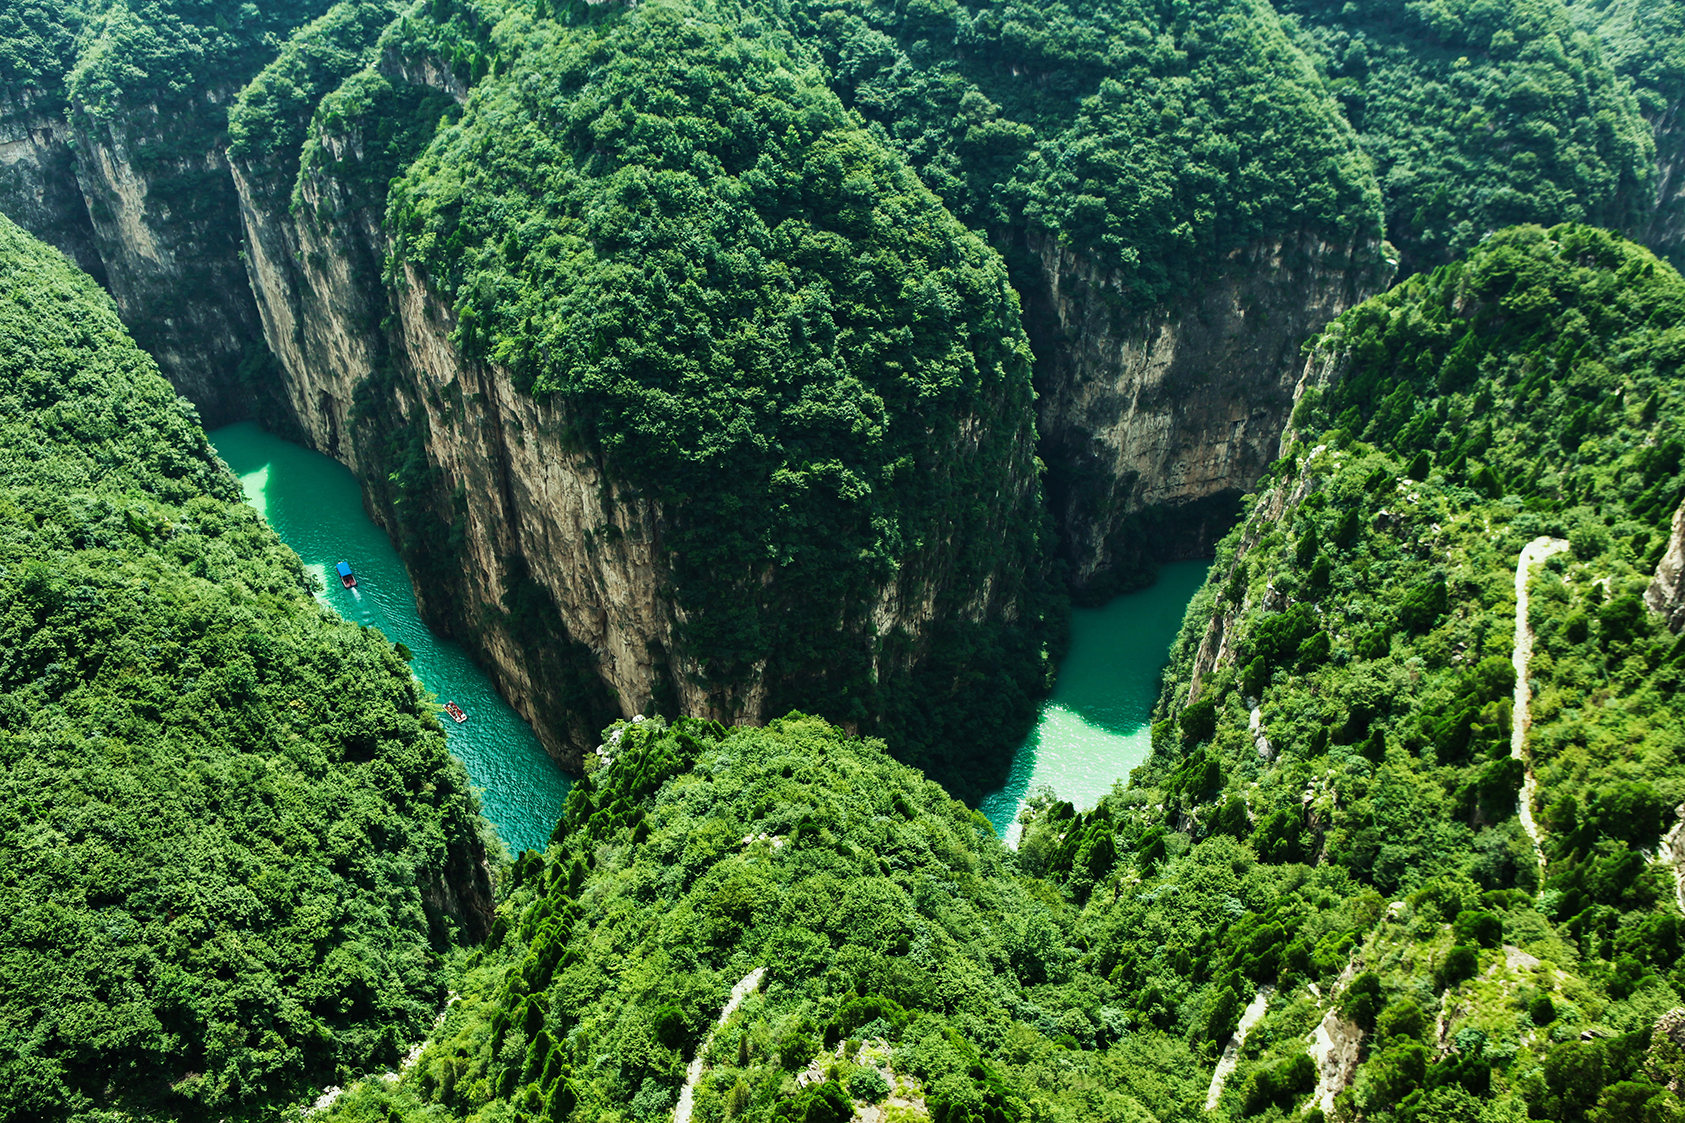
674, 968, 764, 1123
1205, 988, 1272, 1111
1510, 536, 1569, 880
1663, 810, 1685, 917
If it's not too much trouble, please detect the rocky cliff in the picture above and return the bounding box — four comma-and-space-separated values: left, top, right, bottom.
70, 98, 268, 426
230, 14, 1051, 788
1024, 226, 1393, 598
233, 44, 621, 763
0, 88, 105, 284
1640, 96, 1685, 267
1648, 500, 1685, 631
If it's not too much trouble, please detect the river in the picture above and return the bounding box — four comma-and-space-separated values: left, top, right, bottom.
212, 420, 1205, 854
210, 422, 571, 856
980, 559, 1211, 843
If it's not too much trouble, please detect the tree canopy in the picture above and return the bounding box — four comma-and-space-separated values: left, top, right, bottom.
0, 212, 494, 1122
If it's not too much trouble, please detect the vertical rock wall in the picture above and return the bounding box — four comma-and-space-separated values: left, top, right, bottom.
0, 89, 105, 284
71, 100, 267, 426
1, 88, 269, 425
1647, 500, 1685, 632
230, 35, 1051, 778
1023, 226, 1392, 597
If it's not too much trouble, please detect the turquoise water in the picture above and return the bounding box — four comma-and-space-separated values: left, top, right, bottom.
980, 559, 1211, 843
209, 423, 571, 855
207, 416, 1204, 852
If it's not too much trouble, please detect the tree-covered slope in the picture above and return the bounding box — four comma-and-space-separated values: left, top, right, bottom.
0, 214, 495, 1122
1016, 225, 1685, 1122
246, 0, 1058, 785
226, 0, 407, 208
311, 714, 1222, 1123
1279, 0, 1658, 276
788, 0, 1384, 311
1570, 0, 1685, 269
0, 1, 84, 101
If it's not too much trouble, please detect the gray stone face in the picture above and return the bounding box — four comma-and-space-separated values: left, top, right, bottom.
70, 99, 267, 427
1, 89, 266, 426
1021, 225, 1393, 594
1647, 500, 1685, 633
0, 89, 105, 285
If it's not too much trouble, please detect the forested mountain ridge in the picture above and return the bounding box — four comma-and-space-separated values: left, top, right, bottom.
780, 0, 1395, 595
0, 213, 496, 1120
1280, 0, 1658, 276
1015, 224, 1685, 1122
6, 0, 1685, 767
223, 0, 1057, 793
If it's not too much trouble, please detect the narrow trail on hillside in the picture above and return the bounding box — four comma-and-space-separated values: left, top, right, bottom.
1206, 988, 1272, 1111
1511, 536, 1570, 881
1663, 812, 1685, 917
674, 967, 764, 1123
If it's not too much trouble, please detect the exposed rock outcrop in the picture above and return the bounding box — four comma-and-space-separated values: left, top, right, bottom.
1, 85, 273, 425
1647, 500, 1685, 631
0, 88, 105, 284
1641, 97, 1685, 269
70, 100, 267, 426
233, 53, 621, 763
1024, 226, 1392, 597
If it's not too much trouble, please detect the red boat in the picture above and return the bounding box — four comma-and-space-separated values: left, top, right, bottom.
335, 561, 356, 589
443, 702, 468, 724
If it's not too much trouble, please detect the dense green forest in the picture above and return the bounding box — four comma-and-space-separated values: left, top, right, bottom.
1570, 0, 1685, 267
5, 0, 1685, 1119
1022, 225, 1685, 1122
314, 714, 1202, 1123
787, 0, 1385, 309
0, 214, 495, 1121
1279, 0, 1657, 275
287, 229, 1685, 1123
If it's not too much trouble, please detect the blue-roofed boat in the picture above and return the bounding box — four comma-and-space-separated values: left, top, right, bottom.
335, 560, 356, 589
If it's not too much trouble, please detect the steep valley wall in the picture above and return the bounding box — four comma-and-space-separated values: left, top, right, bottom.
0, 89, 106, 285
2, 14, 1389, 775
229, 46, 1047, 777
1022, 226, 1392, 598
0, 89, 267, 425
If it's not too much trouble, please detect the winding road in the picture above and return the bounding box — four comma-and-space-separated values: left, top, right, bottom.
1510, 536, 1570, 879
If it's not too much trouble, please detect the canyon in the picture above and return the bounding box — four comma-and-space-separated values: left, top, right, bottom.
0, 30, 1406, 772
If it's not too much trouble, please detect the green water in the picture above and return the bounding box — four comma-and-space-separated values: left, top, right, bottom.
210, 423, 571, 856
208, 416, 1203, 852
980, 559, 1211, 843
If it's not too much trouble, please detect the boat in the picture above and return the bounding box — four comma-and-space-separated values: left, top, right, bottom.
335, 561, 356, 589
444, 701, 468, 724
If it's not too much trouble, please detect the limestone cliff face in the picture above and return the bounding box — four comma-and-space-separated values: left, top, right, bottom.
1022, 226, 1392, 597
0, 89, 105, 284
234, 58, 618, 761
232, 47, 1045, 776
1635, 91, 1685, 270
69, 99, 266, 426
1647, 500, 1685, 632
231, 54, 688, 764
0, 84, 271, 423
